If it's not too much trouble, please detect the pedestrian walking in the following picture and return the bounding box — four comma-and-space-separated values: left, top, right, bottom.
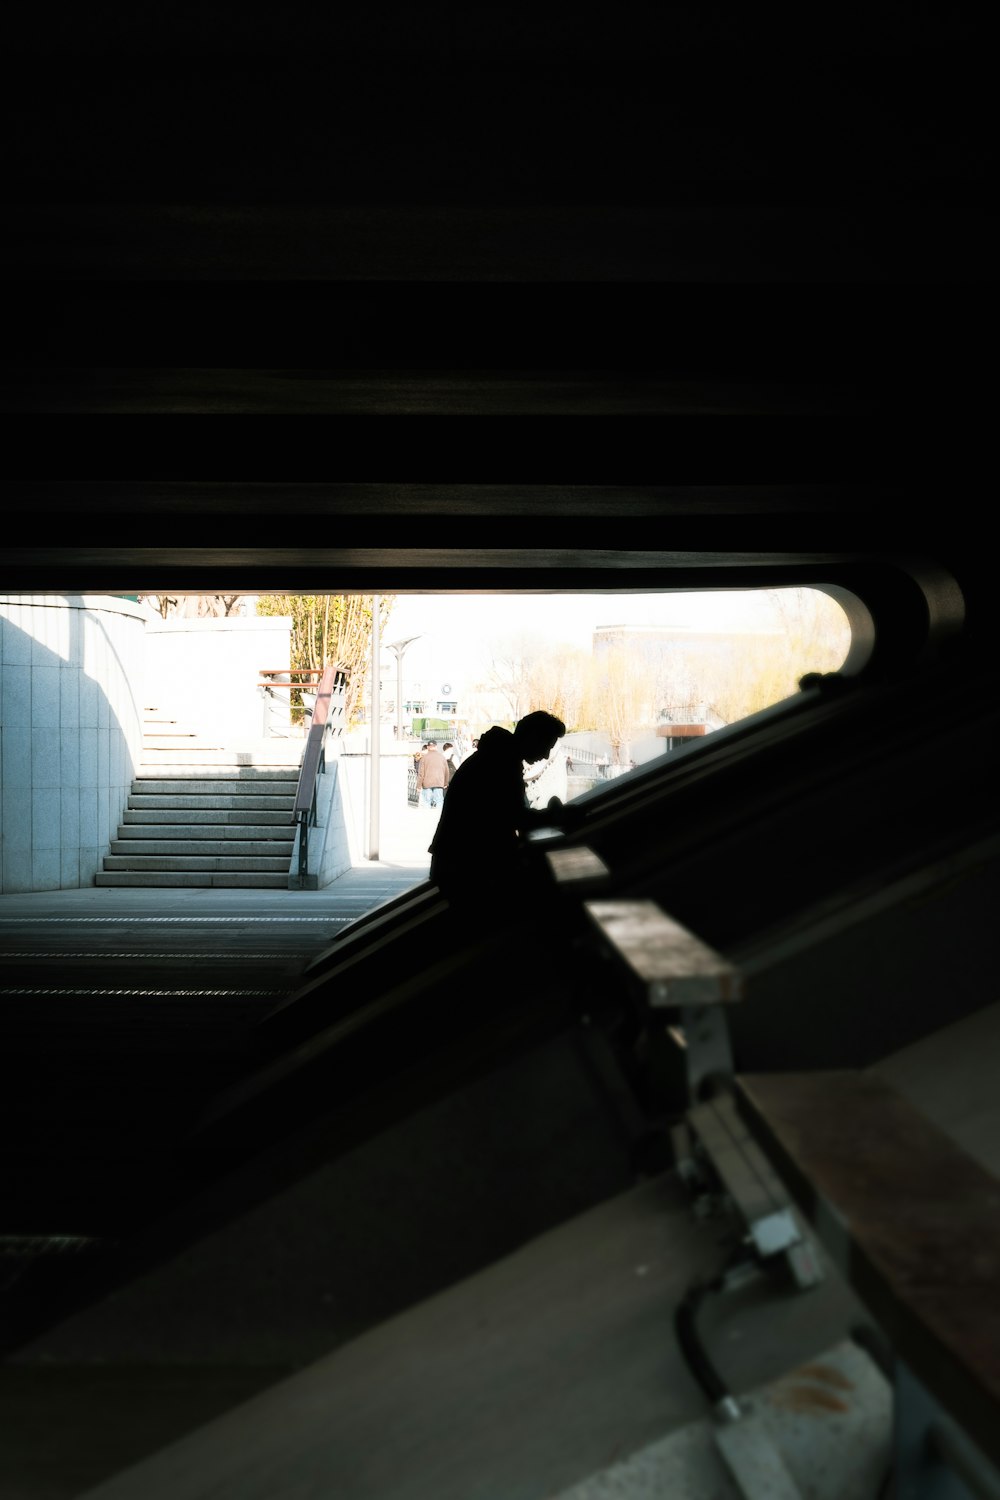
416, 741, 449, 811
442, 741, 461, 784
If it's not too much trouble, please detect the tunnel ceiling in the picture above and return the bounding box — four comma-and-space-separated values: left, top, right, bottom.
0, 481, 967, 596
2, 8, 987, 577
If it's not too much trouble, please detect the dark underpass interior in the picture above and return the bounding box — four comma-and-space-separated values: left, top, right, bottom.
1, 2, 995, 1492
2, 537, 999, 1495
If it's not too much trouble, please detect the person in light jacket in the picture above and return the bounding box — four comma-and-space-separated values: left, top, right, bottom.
416, 741, 449, 811
442, 741, 461, 782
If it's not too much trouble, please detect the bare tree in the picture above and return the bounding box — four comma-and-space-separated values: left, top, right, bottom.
767, 588, 851, 674
137, 594, 246, 619
592, 646, 657, 764
700, 590, 851, 723
138, 594, 178, 619
483, 634, 548, 722
526, 644, 591, 729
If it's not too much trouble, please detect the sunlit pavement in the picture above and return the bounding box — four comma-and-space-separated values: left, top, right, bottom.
0, 801, 433, 931
375, 799, 440, 869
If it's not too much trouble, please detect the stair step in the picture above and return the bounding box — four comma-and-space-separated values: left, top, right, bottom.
123, 809, 294, 825
139, 749, 306, 767
135, 771, 301, 785
115, 823, 295, 841
103, 855, 291, 871
128, 794, 296, 811
141, 733, 227, 745
95, 872, 291, 888
101, 734, 308, 888
109, 839, 295, 856
132, 780, 299, 796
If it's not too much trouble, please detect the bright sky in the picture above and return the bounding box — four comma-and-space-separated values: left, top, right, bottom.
383, 589, 794, 689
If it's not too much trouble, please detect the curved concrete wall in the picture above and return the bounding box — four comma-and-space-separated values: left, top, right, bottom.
0, 595, 146, 892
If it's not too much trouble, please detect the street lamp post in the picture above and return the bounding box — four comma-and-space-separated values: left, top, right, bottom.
370, 631, 422, 863
385, 636, 422, 741
368, 597, 382, 860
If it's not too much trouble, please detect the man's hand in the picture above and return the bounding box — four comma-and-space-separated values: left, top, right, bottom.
548, 796, 586, 832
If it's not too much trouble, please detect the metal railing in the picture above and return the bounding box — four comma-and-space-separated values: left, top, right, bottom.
290, 664, 349, 882
259, 666, 329, 736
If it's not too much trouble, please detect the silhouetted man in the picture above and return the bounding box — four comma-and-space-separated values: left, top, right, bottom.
429, 710, 578, 914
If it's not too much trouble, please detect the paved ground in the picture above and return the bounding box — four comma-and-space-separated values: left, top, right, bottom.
69, 1173, 879, 1500
0, 802, 436, 970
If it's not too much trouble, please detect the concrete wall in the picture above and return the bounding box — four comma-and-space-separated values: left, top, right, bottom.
340, 743, 414, 865
143, 615, 293, 742
0, 601, 422, 892
0, 595, 146, 892
288, 744, 353, 890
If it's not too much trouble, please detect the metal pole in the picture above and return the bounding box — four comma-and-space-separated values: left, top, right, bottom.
385, 636, 420, 744
368, 596, 380, 860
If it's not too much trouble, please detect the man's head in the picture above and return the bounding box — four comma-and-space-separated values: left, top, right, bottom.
443, 742, 454, 752
513, 710, 566, 764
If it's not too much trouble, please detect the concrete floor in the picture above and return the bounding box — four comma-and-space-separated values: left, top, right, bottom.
0, 798, 435, 932
2, 806, 999, 1499
65, 1174, 877, 1500
53, 993, 1000, 1500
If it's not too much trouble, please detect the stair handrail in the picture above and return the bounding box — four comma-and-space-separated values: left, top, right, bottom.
292, 663, 349, 882
258, 666, 327, 709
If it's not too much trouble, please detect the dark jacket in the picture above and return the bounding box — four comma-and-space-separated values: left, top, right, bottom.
429, 727, 546, 900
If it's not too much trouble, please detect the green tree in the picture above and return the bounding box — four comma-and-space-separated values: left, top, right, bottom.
255, 594, 395, 724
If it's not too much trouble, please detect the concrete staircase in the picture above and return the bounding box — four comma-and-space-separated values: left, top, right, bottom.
95, 713, 305, 889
